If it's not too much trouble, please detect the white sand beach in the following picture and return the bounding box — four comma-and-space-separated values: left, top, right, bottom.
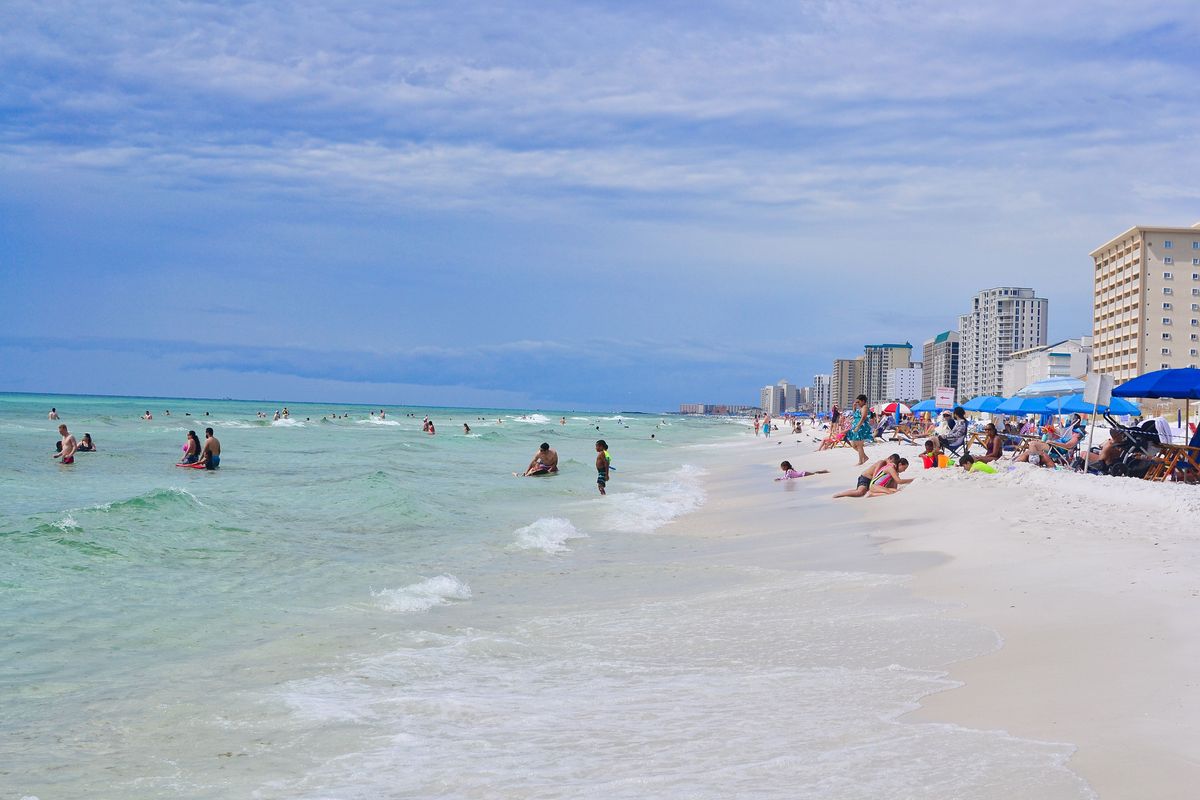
677, 427, 1200, 799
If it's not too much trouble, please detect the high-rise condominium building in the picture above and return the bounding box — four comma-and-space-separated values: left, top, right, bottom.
1091, 224, 1200, 382
958, 288, 1048, 399
863, 343, 912, 402
812, 374, 831, 414
760, 384, 783, 416
886, 367, 923, 403
831, 357, 865, 412
922, 331, 960, 401
776, 379, 797, 412
1001, 337, 1093, 397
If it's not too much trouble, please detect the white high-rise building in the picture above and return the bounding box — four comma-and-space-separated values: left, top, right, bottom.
886, 367, 924, 403
958, 287, 1048, 399
812, 374, 831, 414
760, 384, 783, 416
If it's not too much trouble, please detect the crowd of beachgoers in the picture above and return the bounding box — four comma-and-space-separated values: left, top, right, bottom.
753, 393, 1200, 494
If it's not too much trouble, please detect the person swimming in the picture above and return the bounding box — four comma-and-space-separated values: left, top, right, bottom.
76, 433, 96, 452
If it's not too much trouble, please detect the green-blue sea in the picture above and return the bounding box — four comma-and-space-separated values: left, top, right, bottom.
2, 393, 1094, 799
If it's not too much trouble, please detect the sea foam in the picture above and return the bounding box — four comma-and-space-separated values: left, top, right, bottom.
372, 575, 471, 614
602, 464, 706, 533
510, 517, 587, 554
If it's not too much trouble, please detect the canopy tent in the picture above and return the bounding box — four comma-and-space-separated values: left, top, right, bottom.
1014, 376, 1086, 398
1059, 394, 1141, 416
961, 395, 1005, 413
1112, 367, 1200, 400
994, 395, 1052, 415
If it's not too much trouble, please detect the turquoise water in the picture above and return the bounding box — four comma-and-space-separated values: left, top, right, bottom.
2, 393, 1093, 799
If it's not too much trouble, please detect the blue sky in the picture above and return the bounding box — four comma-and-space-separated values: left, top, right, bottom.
2, 0, 1198, 410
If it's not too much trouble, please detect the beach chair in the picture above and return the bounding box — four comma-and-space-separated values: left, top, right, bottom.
818, 418, 851, 451
1144, 425, 1200, 482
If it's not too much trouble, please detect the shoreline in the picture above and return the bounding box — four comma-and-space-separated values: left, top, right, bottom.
677, 428, 1200, 798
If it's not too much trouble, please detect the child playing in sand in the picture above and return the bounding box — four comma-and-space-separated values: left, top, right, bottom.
920, 439, 943, 469
957, 454, 997, 474
775, 460, 829, 480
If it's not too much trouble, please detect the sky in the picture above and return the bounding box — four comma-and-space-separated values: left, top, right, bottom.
1, 0, 1198, 411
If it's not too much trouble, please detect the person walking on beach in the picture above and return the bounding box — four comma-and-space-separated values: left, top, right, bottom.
52, 424, 77, 465
595, 440, 610, 495
844, 394, 873, 465
197, 427, 221, 470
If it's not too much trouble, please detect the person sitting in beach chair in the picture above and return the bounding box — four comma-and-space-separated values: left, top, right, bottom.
1016, 420, 1084, 468
937, 407, 968, 454
818, 416, 852, 451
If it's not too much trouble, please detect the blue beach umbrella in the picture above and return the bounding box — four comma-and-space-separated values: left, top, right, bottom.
910, 398, 938, 414
994, 395, 1052, 415
1113, 367, 1200, 400
962, 395, 1005, 413
1059, 394, 1141, 416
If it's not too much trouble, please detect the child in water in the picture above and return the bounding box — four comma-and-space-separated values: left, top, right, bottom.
774, 460, 829, 480
595, 440, 610, 495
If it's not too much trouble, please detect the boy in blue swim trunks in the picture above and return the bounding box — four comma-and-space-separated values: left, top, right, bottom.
595, 440, 610, 495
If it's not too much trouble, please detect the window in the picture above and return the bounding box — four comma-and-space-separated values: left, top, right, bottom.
1166, 257, 1174, 264
1192, 350, 1199, 357
1164, 287, 1173, 295
1193, 304, 1199, 311
1162, 333, 1171, 340
1164, 240, 1174, 248
1193, 334, 1199, 341
1162, 348, 1171, 355
1164, 271, 1174, 279
1194, 289, 1200, 296
1162, 363, 1171, 369
1194, 241, 1200, 249
1164, 302, 1173, 309
1163, 317, 1172, 324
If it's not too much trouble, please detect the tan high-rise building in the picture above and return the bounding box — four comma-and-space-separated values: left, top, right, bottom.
1091, 224, 1200, 382
831, 356, 865, 412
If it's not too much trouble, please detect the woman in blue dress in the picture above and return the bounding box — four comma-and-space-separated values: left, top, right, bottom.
845, 394, 872, 465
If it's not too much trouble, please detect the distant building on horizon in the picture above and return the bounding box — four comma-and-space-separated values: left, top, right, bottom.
831, 356, 865, 412
812, 374, 831, 414
678, 403, 761, 415
760, 384, 783, 416
1091, 223, 1200, 383
958, 287, 1048, 399
886, 367, 923, 404
863, 343, 912, 403
922, 330, 960, 401
1001, 337, 1093, 397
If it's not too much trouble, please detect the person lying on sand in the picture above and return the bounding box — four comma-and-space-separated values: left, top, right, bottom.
775, 460, 829, 480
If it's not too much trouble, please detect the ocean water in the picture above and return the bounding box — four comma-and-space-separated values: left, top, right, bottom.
0, 393, 1092, 799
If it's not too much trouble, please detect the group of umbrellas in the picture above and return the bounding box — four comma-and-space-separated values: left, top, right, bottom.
896, 369, 1200, 419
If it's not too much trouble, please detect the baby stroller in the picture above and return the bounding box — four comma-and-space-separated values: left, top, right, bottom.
1100, 415, 1161, 478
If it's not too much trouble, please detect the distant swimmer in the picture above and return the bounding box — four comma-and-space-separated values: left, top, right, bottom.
427, 420, 436, 435
595, 439, 610, 495
142, 410, 153, 420
179, 430, 201, 464
282, 407, 289, 419
463, 423, 471, 434
53, 424, 77, 465
77, 433, 96, 452
197, 427, 221, 470
273, 410, 281, 421
523, 443, 559, 476
560, 417, 566, 425
48, 408, 59, 420
380, 409, 386, 419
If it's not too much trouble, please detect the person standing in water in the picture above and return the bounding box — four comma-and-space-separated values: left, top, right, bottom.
48, 408, 59, 420
53, 424, 78, 465
463, 423, 471, 434
595, 440, 610, 495
198, 427, 221, 470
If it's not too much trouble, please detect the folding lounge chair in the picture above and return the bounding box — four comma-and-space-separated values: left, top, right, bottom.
1145, 425, 1200, 482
